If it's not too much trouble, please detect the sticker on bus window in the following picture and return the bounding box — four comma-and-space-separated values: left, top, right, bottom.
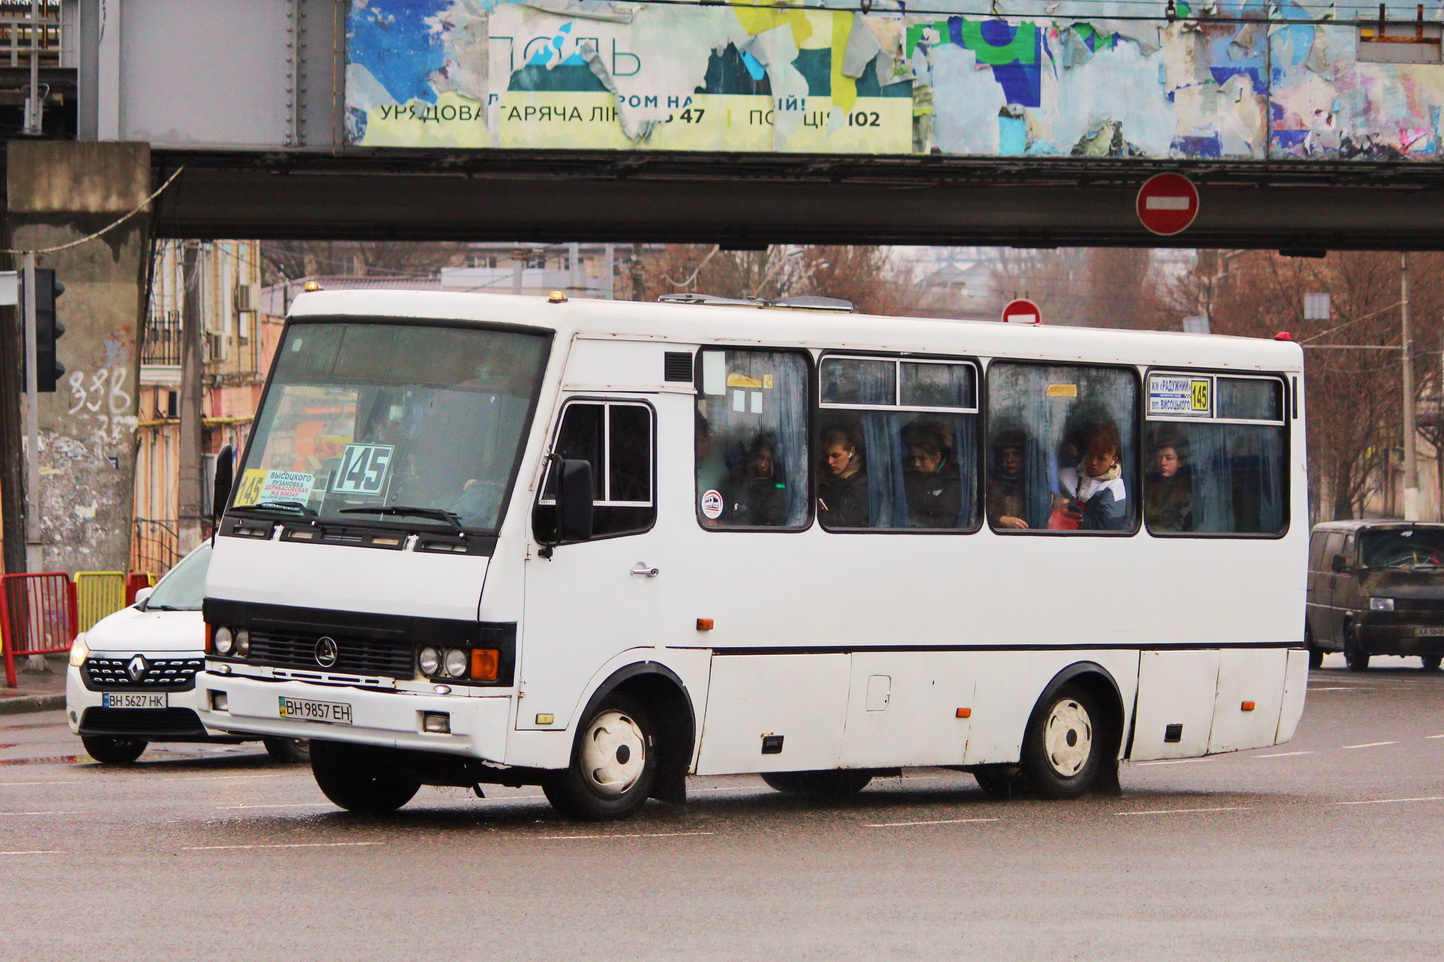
727, 373, 765, 389
258, 470, 316, 503
330, 443, 395, 496
233, 469, 267, 507
1148, 374, 1213, 417
700, 489, 724, 519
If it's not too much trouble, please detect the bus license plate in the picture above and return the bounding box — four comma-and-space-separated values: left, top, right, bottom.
1416, 627, 1444, 637
101, 692, 167, 709
279, 696, 352, 725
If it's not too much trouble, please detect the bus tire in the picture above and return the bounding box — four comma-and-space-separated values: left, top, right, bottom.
1020, 683, 1105, 800
82, 735, 146, 765
1344, 624, 1370, 672
543, 693, 657, 821
310, 740, 420, 814
760, 770, 873, 799
1422, 655, 1442, 671
263, 736, 311, 763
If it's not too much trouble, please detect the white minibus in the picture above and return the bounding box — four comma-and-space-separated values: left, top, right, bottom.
197, 289, 1308, 819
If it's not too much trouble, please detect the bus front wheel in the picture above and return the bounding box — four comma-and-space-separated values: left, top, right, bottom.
543, 693, 658, 821
310, 740, 420, 814
1020, 684, 1107, 800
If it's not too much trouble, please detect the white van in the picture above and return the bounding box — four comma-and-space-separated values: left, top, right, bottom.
66, 544, 308, 764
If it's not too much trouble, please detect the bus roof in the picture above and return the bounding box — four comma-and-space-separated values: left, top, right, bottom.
287, 288, 1304, 373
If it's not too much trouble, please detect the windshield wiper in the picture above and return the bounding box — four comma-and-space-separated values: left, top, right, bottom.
338, 505, 464, 534
242, 500, 318, 519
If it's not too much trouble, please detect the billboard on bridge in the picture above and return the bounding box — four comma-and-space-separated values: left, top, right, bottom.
344, 0, 1444, 161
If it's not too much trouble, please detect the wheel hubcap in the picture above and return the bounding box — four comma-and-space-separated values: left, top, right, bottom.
579, 709, 646, 798
1042, 698, 1093, 778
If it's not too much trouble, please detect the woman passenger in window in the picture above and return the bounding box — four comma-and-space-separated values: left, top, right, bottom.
818, 427, 869, 527
1145, 436, 1193, 532
987, 428, 1029, 529
1050, 421, 1128, 531
902, 420, 961, 528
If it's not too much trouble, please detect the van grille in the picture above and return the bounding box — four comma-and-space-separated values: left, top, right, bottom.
249, 628, 415, 678
1392, 599, 1444, 614
80, 708, 207, 736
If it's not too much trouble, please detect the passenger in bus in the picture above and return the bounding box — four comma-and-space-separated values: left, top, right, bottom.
987, 428, 1029, 529
731, 432, 787, 526
818, 427, 869, 527
901, 420, 961, 528
1050, 421, 1128, 531
1145, 437, 1193, 532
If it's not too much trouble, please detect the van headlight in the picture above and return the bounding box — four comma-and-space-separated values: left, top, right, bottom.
68, 634, 89, 668
1369, 597, 1395, 611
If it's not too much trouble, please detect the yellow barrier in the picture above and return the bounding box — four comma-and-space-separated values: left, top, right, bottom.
74, 571, 128, 632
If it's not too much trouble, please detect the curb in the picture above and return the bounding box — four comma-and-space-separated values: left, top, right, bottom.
0, 694, 66, 716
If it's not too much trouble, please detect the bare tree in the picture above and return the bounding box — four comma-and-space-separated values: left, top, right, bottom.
261, 240, 473, 285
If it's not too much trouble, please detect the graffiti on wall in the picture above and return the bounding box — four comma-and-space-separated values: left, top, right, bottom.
344, 0, 1444, 159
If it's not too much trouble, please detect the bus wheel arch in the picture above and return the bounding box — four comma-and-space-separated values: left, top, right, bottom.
559, 663, 696, 813
1021, 663, 1124, 799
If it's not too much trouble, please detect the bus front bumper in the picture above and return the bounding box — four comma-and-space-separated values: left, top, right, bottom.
194, 671, 514, 761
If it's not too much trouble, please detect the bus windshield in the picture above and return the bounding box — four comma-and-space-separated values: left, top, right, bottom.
233, 319, 550, 533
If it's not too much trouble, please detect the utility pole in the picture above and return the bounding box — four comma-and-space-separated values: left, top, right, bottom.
1402, 252, 1420, 521
178, 242, 205, 552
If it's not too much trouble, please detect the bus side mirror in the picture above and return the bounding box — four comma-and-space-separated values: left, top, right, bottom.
556, 458, 594, 544
1331, 553, 1349, 573
211, 444, 235, 542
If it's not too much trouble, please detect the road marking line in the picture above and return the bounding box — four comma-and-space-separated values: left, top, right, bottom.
154, 774, 289, 782
1, 850, 62, 855
1135, 758, 1210, 766
864, 818, 1001, 828
540, 832, 716, 841
0, 780, 81, 786
0, 811, 80, 816
215, 802, 331, 810
691, 786, 756, 794
1342, 741, 1398, 749
1337, 796, 1444, 806
0, 755, 80, 766
1426, 734, 1444, 739
1253, 751, 1314, 758
182, 842, 385, 851
1115, 806, 1249, 816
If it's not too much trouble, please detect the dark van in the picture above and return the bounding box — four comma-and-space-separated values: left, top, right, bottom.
1306, 520, 1444, 671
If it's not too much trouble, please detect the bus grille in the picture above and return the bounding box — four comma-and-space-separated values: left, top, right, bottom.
84, 657, 204, 691
248, 628, 415, 678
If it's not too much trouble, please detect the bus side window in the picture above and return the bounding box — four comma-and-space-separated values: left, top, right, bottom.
535, 400, 654, 541
695, 349, 810, 529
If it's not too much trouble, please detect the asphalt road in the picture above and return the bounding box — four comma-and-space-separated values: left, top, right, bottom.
3, 654, 1443, 961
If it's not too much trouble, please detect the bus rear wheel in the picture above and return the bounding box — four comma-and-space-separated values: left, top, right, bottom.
543, 694, 658, 821
310, 740, 420, 814
761, 770, 873, 799
1020, 684, 1106, 800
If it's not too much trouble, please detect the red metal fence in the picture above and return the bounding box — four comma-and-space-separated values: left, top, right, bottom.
1, 572, 79, 688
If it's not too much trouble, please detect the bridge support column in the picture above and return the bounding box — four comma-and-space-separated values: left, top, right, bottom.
4, 141, 151, 573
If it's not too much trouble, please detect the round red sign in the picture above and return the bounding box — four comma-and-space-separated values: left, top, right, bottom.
1136, 173, 1199, 236
1001, 298, 1042, 325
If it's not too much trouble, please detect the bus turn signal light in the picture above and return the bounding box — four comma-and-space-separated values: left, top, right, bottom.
471, 648, 500, 682
956, 708, 972, 718
1241, 701, 1256, 711
696, 618, 714, 631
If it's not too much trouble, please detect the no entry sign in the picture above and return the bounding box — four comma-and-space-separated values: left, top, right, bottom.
1001, 298, 1042, 325
1136, 173, 1199, 236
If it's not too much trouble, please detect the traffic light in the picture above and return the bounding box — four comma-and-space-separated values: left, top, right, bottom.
31, 268, 64, 392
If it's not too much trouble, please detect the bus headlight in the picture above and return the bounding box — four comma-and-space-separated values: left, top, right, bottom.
1369, 597, 1395, 611
419, 647, 440, 675
213, 627, 236, 656
235, 629, 251, 657
444, 648, 468, 678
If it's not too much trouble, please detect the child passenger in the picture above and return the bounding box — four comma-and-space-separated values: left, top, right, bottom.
1049, 422, 1129, 531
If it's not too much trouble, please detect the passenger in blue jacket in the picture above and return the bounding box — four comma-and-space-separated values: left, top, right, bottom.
1050, 422, 1128, 531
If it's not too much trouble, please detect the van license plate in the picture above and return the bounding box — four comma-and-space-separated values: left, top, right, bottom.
278, 696, 352, 725
1416, 627, 1444, 637
101, 692, 167, 709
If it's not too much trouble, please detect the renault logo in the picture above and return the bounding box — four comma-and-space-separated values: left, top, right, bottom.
126, 654, 147, 682
314, 636, 339, 668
